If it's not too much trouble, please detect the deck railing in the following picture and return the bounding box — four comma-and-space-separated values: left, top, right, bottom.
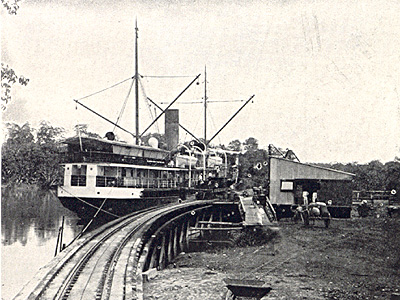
95, 176, 186, 189
71, 175, 87, 186
69, 175, 199, 189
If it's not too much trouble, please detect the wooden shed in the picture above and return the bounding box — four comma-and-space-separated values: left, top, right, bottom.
268, 157, 355, 218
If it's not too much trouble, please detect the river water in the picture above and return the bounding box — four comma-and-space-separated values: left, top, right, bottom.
1, 186, 84, 300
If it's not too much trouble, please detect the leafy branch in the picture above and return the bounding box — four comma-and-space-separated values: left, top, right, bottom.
1, 0, 21, 15
1, 63, 29, 110
2, 0, 29, 110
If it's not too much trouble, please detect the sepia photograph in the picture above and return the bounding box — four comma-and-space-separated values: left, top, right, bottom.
2, 0, 400, 299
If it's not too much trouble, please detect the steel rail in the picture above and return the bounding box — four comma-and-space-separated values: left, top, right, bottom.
51, 207, 162, 300
44, 202, 212, 300
14, 202, 213, 300
101, 203, 214, 300
97, 208, 174, 300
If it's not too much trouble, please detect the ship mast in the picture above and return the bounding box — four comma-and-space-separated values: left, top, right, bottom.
204, 65, 207, 147
135, 20, 139, 144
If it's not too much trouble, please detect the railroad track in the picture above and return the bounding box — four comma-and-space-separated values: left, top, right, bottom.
14, 201, 213, 300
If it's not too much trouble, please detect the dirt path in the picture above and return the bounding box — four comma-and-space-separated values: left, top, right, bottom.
144, 217, 400, 299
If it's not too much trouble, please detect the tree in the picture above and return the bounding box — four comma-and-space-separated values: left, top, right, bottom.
37, 121, 64, 144
35, 122, 65, 187
314, 160, 400, 203
216, 143, 227, 150
4, 122, 34, 145
2, 123, 36, 184
228, 139, 242, 152
2, 122, 65, 187
243, 137, 258, 151
238, 148, 269, 189
384, 161, 400, 201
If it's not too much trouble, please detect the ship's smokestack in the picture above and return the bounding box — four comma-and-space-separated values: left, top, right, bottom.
165, 109, 179, 151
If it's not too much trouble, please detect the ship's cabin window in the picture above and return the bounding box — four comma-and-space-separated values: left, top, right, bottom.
71, 164, 87, 175
71, 164, 87, 186
104, 166, 117, 177
120, 168, 136, 177
97, 166, 105, 176
137, 169, 147, 178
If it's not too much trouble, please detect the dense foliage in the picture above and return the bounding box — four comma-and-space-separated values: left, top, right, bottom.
315, 160, 400, 204
314, 160, 400, 192
2, 122, 64, 188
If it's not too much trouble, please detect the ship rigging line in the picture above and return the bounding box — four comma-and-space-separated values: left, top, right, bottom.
74, 99, 136, 139
58, 186, 120, 218
141, 75, 198, 78
140, 73, 201, 138
114, 77, 135, 132
146, 96, 201, 142
59, 186, 120, 248
160, 99, 245, 104
67, 198, 109, 247
75, 76, 135, 101
139, 77, 160, 133
207, 94, 255, 146
207, 108, 222, 145
59, 188, 118, 249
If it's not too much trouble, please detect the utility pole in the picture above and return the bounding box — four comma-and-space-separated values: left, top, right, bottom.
135, 20, 139, 144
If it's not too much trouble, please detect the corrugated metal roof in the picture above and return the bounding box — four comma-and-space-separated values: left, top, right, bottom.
270, 157, 355, 181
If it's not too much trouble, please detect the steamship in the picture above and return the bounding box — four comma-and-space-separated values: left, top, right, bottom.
56, 24, 246, 219
57, 127, 229, 219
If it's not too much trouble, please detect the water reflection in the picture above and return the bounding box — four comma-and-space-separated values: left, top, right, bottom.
2, 186, 82, 245
1, 185, 83, 300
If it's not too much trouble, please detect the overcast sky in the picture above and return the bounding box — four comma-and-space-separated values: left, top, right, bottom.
2, 0, 400, 163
